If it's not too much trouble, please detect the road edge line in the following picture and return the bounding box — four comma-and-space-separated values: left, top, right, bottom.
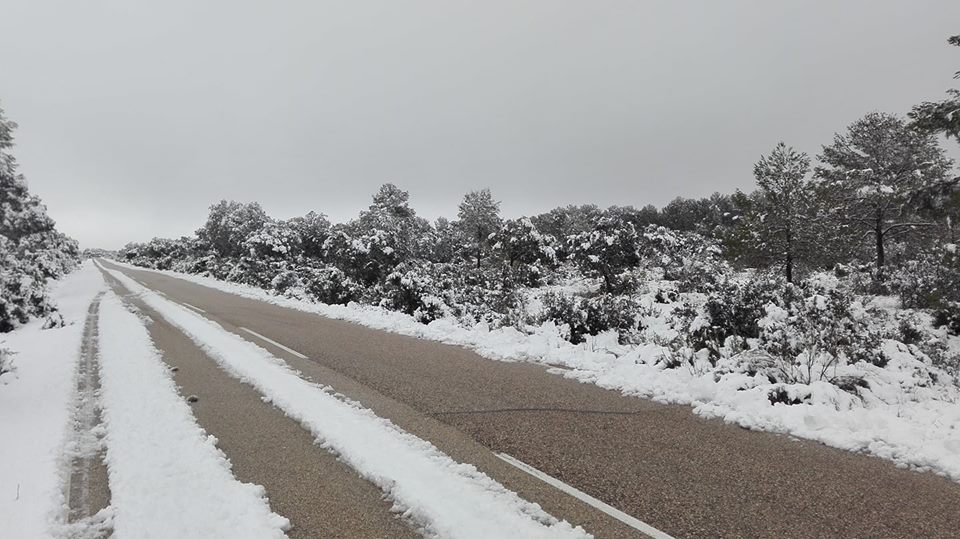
494, 452, 674, 539
238, 327, 309, 359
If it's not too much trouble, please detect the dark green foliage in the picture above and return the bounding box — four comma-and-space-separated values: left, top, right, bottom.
538, 292, 643, 344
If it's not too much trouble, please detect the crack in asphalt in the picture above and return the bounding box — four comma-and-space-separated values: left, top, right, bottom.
431, 406, 643, 417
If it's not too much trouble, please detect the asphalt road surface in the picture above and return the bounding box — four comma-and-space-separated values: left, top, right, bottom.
99, 261, 960, 538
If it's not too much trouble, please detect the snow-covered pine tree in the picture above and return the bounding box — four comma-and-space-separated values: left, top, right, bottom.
814, 112, 955, 278
568, 216, 640, 294
909, 35, 960, 144
198, 200, 270, 258
456, 189, 502, 270
286, 211, 331, 259
357, 183, 430, 262
490, 217, 557, 285
751, 142, 815, 283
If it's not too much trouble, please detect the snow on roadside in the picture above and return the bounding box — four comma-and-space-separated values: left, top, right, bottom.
107, 261, 960, 483
0, 261, 106, 538
96, 292, 289, 538
103, 266, 591, 539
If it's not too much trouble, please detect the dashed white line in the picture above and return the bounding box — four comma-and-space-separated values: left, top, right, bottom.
494, 452, 674, 539
238, 327, 309, 359
180, 302, 206, 314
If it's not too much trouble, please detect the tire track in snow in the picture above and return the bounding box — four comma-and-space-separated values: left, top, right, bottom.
63, 292, 113, 537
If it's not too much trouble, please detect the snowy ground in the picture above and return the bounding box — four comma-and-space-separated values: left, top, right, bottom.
104, 265, 590, 539
0, 262, 106, 538
109, 261, 960, 483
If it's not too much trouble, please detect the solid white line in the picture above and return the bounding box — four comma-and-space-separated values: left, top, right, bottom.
238, 327, 309, 359
180, 302, 206, 314
494, 452, 674, 539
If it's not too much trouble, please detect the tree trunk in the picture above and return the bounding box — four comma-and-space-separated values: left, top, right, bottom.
875, 217, 885, 278
785, 228, 793, 284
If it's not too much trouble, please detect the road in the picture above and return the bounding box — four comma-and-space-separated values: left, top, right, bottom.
98, 260, 960, 538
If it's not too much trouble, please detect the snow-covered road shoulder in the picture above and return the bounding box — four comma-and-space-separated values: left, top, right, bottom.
103, 265, 591, 539
0, 261, 106, 538
96, 292, 289, 538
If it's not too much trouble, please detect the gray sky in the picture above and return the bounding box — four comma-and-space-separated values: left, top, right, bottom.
1, 1, 958, 249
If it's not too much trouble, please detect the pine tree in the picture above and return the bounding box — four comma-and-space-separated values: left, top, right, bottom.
909, 35, 960, 144
752, 142, 814, 282
358, 183, 430, 261
456, 189, 502, 269
815, 112, 955, 278
198, 200, 269, 257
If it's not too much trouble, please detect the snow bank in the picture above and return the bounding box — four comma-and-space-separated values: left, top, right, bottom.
104, 266, 590, 539
109, 261, 960, 483
0, 261, 106, 538
97, 292, 290, 538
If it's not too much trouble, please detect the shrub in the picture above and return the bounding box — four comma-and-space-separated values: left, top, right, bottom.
757, 280, 887, 384
692, 275, 784, 359
379, 263, 452, 323
538, 292, 643, 344
888, 243, 960, 309
933, 301, 960, 336
300, 266, 362, 305
639, 225, 730, 292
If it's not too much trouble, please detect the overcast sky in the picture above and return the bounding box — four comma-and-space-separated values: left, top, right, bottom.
1, 1, 959, 249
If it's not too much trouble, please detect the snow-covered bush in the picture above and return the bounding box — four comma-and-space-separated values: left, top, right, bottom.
0, 347, 12, 378
757, 279, 887, 384
690, 274, 784, 359
888, 243, 960, 309
0, 104, 79, 332
379, 263, 451, 323
639, 225, 729, 292
244, 220, 303, 260
299, 266, 362, 305
323, 226, 401, 286
538, 292, 643, 344
933, 302, 960, 336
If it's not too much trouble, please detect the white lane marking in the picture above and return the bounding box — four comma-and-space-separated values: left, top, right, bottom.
494, 452, 674, 539
238, 327, 309, 359
180, 302, 206, 314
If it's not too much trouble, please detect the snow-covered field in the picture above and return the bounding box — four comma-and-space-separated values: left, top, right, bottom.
0, 262, 106, 538
104, 265, 590, 539
110, 261, 960, 483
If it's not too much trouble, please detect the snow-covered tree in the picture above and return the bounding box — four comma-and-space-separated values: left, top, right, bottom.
426, 217, 458, 263
0, 103, 78, 332
490, 217, 557, 285
751, 142, 814, 282
456, 189, 502, 269
910, 35, 960, 144
198, 200, 269, 257
815, 112, 955, 277
569, 216, 640, 293
358, 183, 430, 261
286, 211, 330, 259
244, 220, 302, 259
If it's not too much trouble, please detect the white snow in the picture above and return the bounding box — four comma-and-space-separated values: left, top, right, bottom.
107, 261, 960, 483
102, 265, 590, 539
96, 292, 290, 538
0, 261, 107, 538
